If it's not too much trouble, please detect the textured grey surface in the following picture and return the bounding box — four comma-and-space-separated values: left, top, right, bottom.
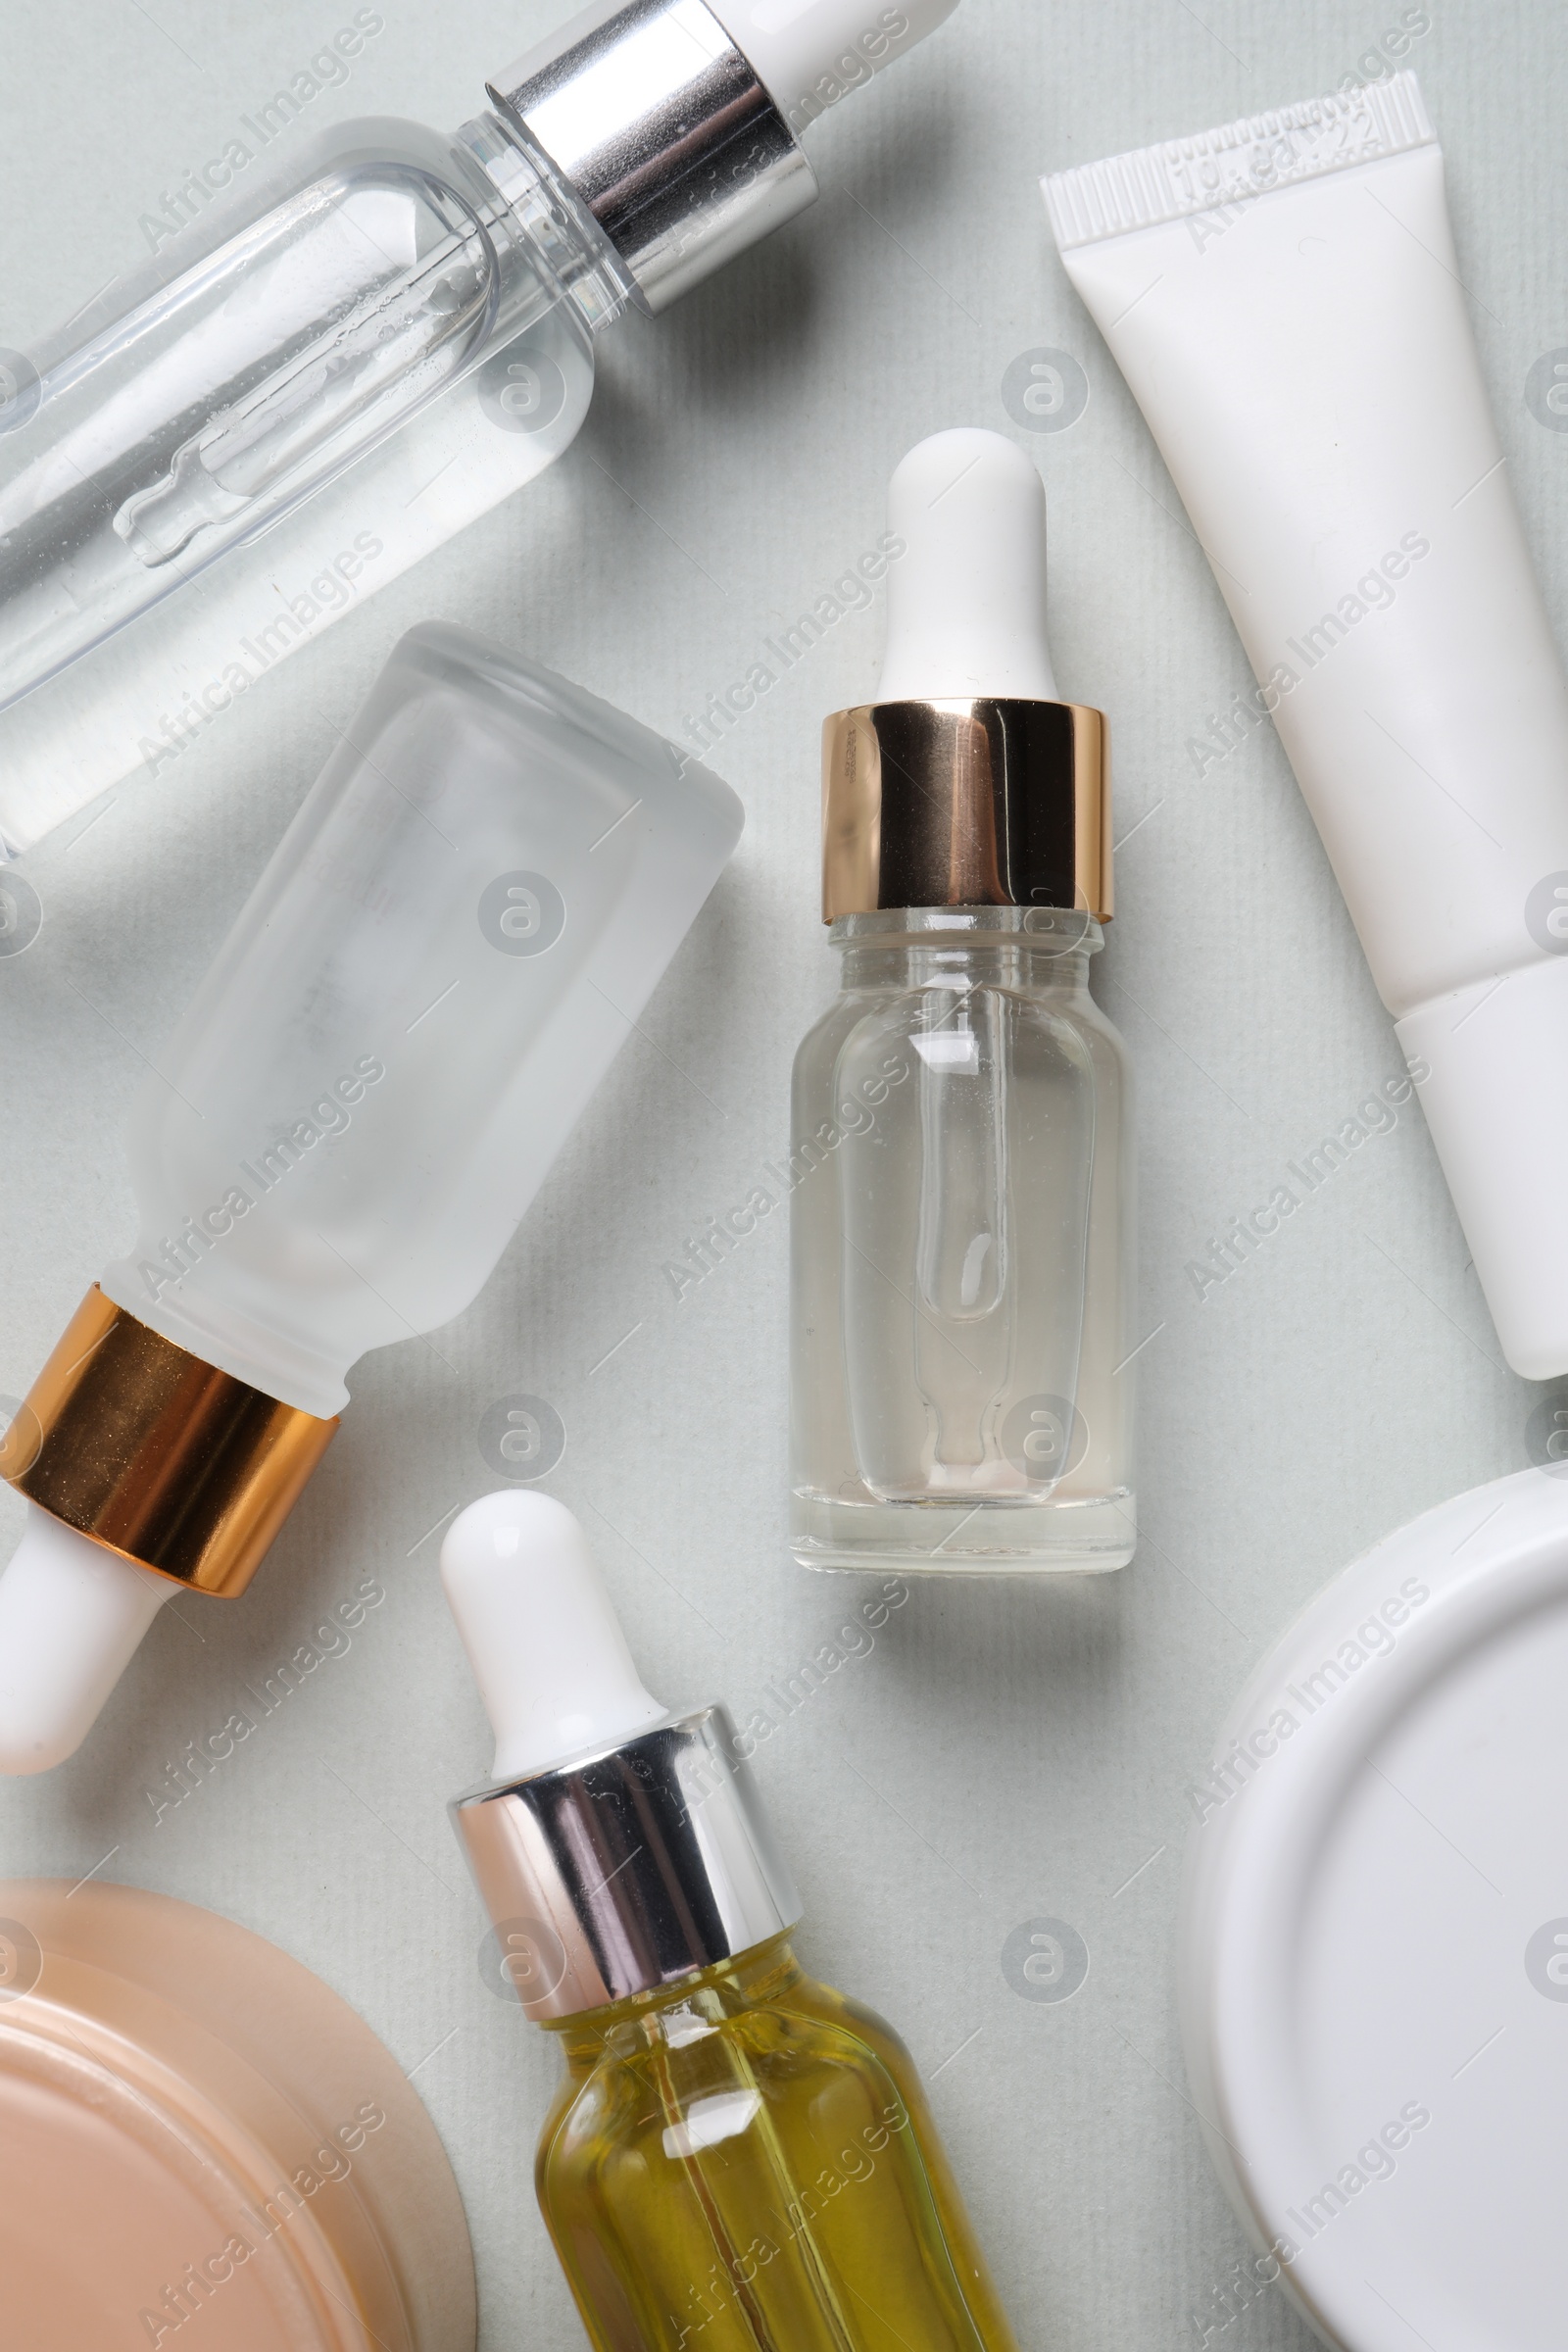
2, 3, 1565, 2347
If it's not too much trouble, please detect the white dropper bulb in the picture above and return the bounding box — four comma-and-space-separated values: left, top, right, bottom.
0, 1507, 173, 1774
440, 1491, 669, 1782
708, 0, 960, 137
875, 427, 1061, 704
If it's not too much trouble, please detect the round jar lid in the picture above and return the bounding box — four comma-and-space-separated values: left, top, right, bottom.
0, 1880, 475, 2352
0, 2046, 350, 2350
1179, 1465, 1568, 2352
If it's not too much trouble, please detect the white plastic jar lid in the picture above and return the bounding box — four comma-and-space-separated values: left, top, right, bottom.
1179, 1465, 1568, 2351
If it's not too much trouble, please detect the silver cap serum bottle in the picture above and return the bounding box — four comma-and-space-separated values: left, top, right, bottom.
444, 1488, 1024, 2352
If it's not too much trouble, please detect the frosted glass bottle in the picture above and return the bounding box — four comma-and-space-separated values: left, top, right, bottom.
0, 0, 960, 855
0, 623, 742, 1770
99, 622, 743, 1414
790, 430, 1137, 1576
443, 1489, 1023, 2352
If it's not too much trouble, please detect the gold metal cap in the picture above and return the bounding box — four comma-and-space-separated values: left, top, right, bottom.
0, 1289, 338, 1597
822, 697, 1111, 923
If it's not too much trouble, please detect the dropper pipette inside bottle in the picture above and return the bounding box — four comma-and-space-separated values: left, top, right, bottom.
791, 428, 1138, 1573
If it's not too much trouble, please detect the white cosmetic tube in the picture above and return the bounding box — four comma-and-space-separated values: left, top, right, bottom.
1045, 74, 1568, 1378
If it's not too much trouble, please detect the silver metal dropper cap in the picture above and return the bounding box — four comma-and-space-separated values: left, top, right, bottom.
488, 0, 818, 314
453, 1705, 802, 2020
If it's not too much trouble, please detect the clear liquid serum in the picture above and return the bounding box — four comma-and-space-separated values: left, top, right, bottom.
790, 431, 1137, 1576
0, 0, 959, 855
444, 1490, 1023, 2352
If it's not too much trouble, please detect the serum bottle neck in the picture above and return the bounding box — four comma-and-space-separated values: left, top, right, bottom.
452, 111, 636, 340
831, 905, 1102, 996
544, 1936, 802, 2073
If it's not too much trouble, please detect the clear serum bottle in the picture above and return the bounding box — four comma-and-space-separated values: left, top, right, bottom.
0, 0, 958, 856
444, 1489, 1023, 2352
791, 431, 1136, 1576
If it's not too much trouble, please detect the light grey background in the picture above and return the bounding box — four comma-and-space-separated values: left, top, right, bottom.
2, 3, 1566, 2346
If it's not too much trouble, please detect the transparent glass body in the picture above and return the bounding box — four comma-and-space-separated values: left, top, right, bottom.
791, 907, 1135, 1575
0, 113, 619, 853
537, 1935, 1020, 2352
97, 623, 742, 1415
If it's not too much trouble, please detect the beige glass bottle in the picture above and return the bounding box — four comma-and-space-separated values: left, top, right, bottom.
792, 432, 1136, 1576
444, 1490, 1021, 2352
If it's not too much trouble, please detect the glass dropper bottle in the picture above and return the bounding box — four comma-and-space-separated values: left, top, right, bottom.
444, 1488, 1023, 2352
0, 0, 958, 858
790, 430, 1137, 1575
0, 626, 743, 1773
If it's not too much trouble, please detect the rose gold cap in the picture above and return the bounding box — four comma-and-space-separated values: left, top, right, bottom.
0, 1288, 337, 1597
821, 697, 1112, 923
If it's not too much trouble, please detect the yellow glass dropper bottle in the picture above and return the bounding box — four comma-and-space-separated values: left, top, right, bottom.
443, 1490, 1022, 2352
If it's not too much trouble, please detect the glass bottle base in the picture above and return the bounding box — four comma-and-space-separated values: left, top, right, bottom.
790, 1490, 1137, 1577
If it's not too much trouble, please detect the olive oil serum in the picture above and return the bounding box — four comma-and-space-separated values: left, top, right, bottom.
443, 1491, 1022, 2352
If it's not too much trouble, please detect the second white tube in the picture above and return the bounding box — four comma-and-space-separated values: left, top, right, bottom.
1046, 73, 1568, 1377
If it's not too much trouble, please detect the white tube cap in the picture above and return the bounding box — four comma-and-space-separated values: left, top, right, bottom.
440, 1491, 668, 1781
1397, 956, 1568, 1379
876, 427, 1060, 703
709, 0, 960, 136
0, 1507, 172, 1774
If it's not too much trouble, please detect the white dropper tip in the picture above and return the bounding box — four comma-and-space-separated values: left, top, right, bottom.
708, 0, 960, 137
440, 1491, 668, 1782
0, 1507, 172, 1774
875, 427, 1061, 705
